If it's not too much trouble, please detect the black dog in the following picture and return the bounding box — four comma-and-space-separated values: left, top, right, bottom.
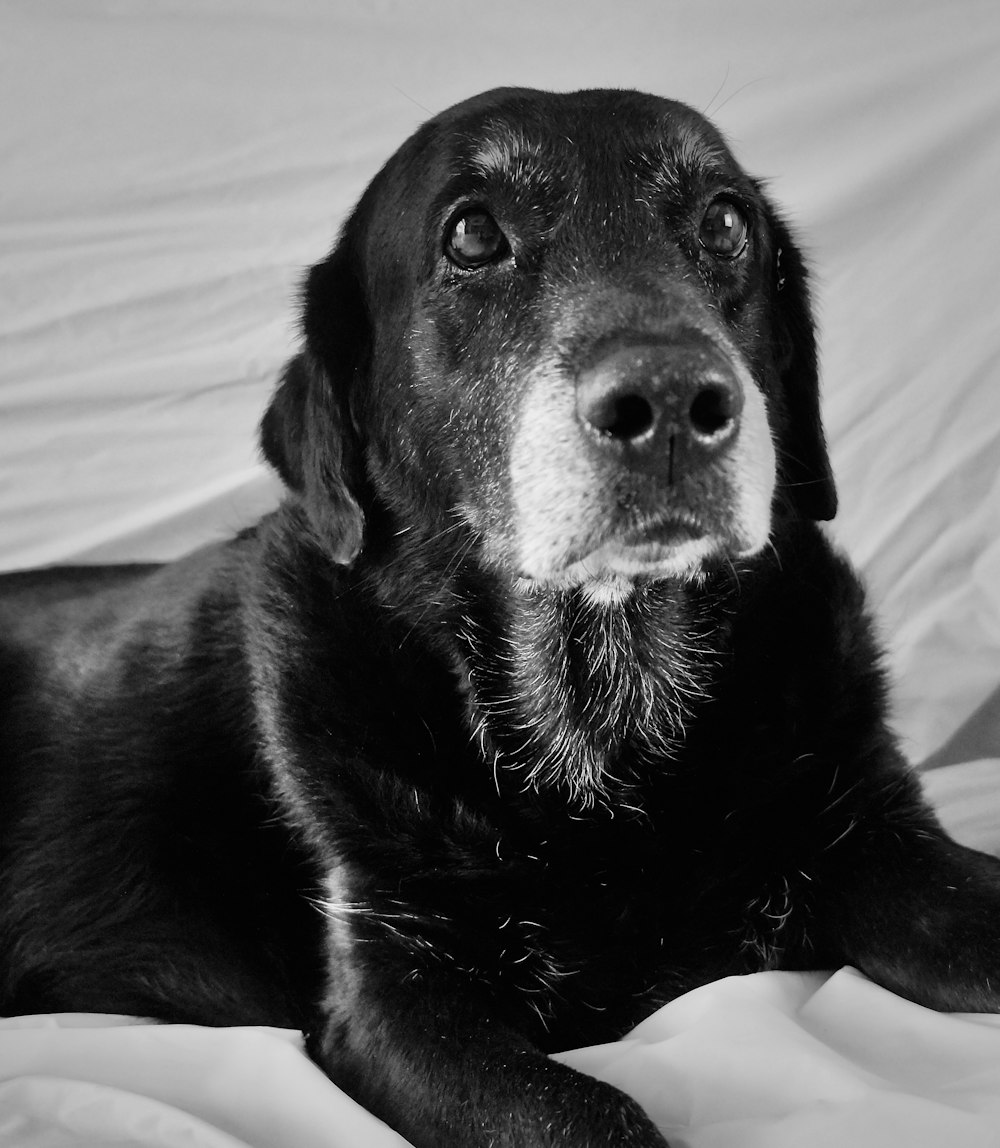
2, 87, 999, 1148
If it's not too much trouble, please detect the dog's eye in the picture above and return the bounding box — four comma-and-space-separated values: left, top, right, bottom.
445, 209, 508, 269
699, 200, 749, 258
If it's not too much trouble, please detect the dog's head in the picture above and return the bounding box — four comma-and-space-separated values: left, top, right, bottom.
262, 88, 835, 598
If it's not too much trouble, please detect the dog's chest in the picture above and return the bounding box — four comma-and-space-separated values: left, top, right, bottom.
330, 798, 764, 1050
481, 825, 801, 1047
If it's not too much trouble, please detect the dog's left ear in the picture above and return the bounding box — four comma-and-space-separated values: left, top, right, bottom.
762, 198, 838, 521
260, 243, 368, 564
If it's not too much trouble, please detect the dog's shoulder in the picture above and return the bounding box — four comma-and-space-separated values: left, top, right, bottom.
0, 534, 268, 797
1, 539, 245, 669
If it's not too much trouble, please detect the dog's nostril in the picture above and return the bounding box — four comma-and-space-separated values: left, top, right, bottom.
689, 385, 736, 438
587, 393, 656, 440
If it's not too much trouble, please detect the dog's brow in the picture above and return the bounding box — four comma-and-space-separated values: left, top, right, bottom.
646, 127, 735, 192
467, 127, 546, 183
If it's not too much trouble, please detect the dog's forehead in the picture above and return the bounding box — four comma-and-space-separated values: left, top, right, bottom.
432, 87, 738, 178
366, 89, 741, 216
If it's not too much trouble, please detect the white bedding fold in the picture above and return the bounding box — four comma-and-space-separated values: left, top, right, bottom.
5, 966, 1000, 1148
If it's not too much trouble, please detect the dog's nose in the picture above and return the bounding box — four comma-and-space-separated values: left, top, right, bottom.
575, 343, 743, 480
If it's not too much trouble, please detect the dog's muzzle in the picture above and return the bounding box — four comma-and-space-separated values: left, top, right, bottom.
508, 329, 775, 591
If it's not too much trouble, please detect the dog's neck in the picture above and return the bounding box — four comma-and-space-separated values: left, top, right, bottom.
356, 512, 729, 810
455, 580, 724, 810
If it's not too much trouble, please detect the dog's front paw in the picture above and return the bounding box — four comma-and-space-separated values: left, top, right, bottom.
480, 1074, 670, 1148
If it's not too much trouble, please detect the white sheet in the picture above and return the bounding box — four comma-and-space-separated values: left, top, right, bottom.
5, 971, 1000, 1148
562, 968, 1000, 1148
0, 1014, 409, 1148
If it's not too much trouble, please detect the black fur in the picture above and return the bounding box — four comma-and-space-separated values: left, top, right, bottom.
2, 88, 999, 1148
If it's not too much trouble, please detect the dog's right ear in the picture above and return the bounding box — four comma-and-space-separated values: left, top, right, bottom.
761, 196, 838, 522
260, 247, 368, 565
